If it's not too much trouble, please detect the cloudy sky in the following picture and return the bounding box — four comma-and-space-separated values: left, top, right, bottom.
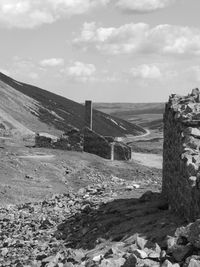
0, 0, 200, 103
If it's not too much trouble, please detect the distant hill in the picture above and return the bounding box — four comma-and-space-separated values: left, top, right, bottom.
94, 103, 165, 132
0, 72, 145, 137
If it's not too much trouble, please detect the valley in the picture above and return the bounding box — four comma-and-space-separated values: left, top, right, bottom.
94, 102, 164, 155
1, 72, 191, 267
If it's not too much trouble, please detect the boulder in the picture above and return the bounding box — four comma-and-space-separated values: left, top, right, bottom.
188, 219, 200, 248
172, 244, 193, 262
122, 254, 137, 267
184, 256, 200, 267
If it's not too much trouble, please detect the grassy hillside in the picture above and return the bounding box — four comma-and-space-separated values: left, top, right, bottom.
0, 72, 145, 137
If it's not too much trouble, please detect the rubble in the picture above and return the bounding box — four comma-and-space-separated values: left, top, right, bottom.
0, 182, 200, 267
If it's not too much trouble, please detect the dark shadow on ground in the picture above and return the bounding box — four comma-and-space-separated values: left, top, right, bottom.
56, 193, 186, 250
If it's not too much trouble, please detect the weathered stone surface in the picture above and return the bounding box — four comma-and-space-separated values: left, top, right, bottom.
172, 244, 192, 262
35, 128, 83, 152
83, 128, 131, 160
142, 259, 160, 267
187, 259, 200, 267
162, 260, 173, 267
133, 249, 148, 259
187, 219, 200, 248
135, 236, 147, 250
162, 88, 200, 221
184, 256, 200, 267
122, 254, 137, 267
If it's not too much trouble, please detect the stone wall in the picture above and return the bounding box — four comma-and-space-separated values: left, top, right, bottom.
83, 128, 132, 160
35, 133, 57, 148
163, 88, 200, 221
35, 129, 83, 151
35, 128, 131, 161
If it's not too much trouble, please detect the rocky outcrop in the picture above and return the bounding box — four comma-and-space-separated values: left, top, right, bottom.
163, 88, 200, 220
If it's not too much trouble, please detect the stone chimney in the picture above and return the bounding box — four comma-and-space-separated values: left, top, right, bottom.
85, 100, 93, 130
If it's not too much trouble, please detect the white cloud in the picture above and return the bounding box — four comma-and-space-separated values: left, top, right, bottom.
116, 0, 175, 12
130, 64, 162, 79
75, 22, 200, 56
28, 72, 39, 80
39, 58, 64, 67
64, 61, 96, 82
0, 0, 178, 29
6, 57, 41, 82
0, 0, 107, 28
185, 66, 200, 82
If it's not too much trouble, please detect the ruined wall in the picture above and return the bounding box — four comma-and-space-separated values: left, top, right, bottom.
84, 128, 132, 160
35, 129, 83, 151
163, 88, 200, 221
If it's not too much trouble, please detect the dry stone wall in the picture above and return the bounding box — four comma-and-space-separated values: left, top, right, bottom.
83, 127, 132, 160
35, 129, 83, 151
35, 127, 131, 161
163, 88, 200, 221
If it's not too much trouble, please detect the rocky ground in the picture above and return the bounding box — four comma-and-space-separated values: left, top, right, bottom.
1, 183, 200, 267
1, 138, 200, 266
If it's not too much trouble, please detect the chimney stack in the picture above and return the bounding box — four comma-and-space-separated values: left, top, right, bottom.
85, 100, 93, 130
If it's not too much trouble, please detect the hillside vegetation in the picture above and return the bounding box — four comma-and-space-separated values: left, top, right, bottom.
0, 72, 145, 137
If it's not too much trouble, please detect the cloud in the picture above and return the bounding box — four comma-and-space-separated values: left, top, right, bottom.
185, 66, 200, 82
0, 0, 177, 29
0, 0, 108, 28
64, 61, 96, 82
130, 64, 162, 79
28, 72, 39, 80
74, 22, 200, 56
6, 57, 41, 82
39, 58, 64, 67
115, 0, 175, 13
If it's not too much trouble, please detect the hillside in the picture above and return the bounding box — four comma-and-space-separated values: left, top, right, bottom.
0, 72, 145, 137
94, 102, 165, 132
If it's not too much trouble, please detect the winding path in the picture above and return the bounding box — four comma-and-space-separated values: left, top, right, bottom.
121, 129, 163, 169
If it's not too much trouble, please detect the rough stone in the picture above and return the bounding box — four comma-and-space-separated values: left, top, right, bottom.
35, 129, 83, 152
136, 236, 148, 250
133, 249, 148, 259
184, 256, 200, 267
162, 260, 173, 267
162, 88, 200, 220
172, 244, 192, 262
83, 127, 132, 160
122, 254, 137, 267
188, 219, 200, 248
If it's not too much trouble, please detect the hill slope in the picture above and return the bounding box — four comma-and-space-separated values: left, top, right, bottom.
0, 72, 145, 137
94, 103, 165, 132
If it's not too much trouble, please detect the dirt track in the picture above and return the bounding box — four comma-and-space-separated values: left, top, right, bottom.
131, 152, 162, 169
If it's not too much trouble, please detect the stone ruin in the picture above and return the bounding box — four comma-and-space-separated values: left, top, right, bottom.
35, 128, 83, 151
163, 88, 200, 221
35, 100, 132, 161
83, 127, 132, 160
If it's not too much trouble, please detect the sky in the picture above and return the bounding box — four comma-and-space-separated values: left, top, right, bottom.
0, 0, 200, 103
